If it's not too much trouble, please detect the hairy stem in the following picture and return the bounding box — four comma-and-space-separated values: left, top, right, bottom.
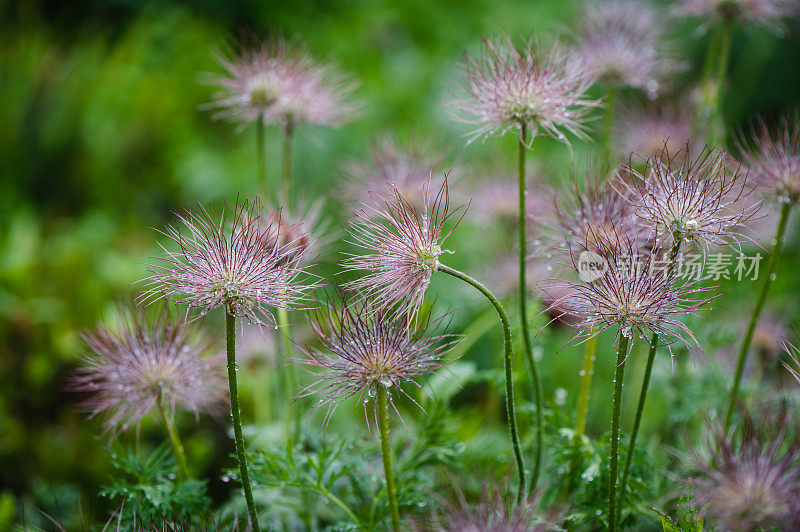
281, 119, 294, 205
438, 263, 526, 504
256, 117, 267, 200
724, 202, 792, 431
226, 312, 261, 532
709, 18, 733, 145
602, 87, 617, 167
377, 386, 400, 532
617, 238, 682, 522
156, 400, 190, 480
608, 333, 629, 532
277, 307, 298, 441
517, 125, 543, 493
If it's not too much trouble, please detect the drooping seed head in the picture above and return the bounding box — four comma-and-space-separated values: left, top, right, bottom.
574, 0, 681, 94
739, 113, 800, 206
615, 103, 695, 160
295, 297, 458, 427
341, 135, 447, 213
203, 36, 359, 129
542, 229, 713, 346
674, 0, 800, 32
621, 145, 759, 253
447, 34, 601, 146
690, 408, 800, 532
140, 201, 317, 326
68, 305, 227, 435
342, 177, 465, 318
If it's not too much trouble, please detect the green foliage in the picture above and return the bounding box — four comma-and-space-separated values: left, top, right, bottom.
99, 443, 210, 525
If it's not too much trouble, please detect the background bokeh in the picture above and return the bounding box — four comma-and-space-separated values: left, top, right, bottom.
1, 0, 799, 528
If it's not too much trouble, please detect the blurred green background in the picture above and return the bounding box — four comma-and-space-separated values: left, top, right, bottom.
1, 0, 799, 528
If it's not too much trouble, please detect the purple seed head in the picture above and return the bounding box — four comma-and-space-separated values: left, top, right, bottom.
615, 103, 695, 160
739, 113, 800, 206
69, 305, 227, 435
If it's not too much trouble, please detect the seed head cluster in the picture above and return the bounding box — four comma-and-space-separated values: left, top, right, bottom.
141, 201, 316, 326
206, 36, 358, 129
448, 34, 601, 145
342, 179, 464, 318
70, 307, 227, 434
295, 298, 457, 426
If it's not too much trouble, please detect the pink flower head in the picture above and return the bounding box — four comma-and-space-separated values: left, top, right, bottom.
69, 305, 227, 435
204, 35, 359, 129
295, 297, 458, 428
621, 146, 760, 253
342, 177, 465, 318
140, 201, 317, 326
448, 34, 601, 146
739, 113, 800, 206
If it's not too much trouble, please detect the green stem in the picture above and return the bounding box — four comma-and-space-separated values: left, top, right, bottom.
617, 238, 683, 523
156, 400, 190, 480
277, 307, 298, 442
724, 202, 792, 431
437, 263, 526, 504
517, 125, 543, 494
575, 332, 597, 436
256, 117, 267, 200
709, 18, 733, 146
225, 312, 261, 532
602, 87, 617, 167
377, 386, 400, 532
608, 333, 629, 532
281, 119, 294, 205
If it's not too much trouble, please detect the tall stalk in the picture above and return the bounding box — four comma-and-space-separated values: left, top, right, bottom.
225, 312, 261, 532
517, 124, 543, 492
277, 307, 298, 441
438, 263, 526, 504
156, 400, 190, 480
377, 386, 400, 532
617, 238, 682, 521
256, 117, 267, 198
281, 119, 295, 204
602, 87, 617, 167
709, 19, 733, 145
608, 333, 630, 532
724, 202, 792, 431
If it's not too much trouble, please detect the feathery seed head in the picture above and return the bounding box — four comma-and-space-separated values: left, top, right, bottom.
615, 103, 695, 159
691, 408, 800, 531
140, 201, 317, 326
342, 177, 464, 317
739, 114, 800, 206
675, 0, 799, 31
69, 306, 227, 434
622, 146, 759, 252
205, 36, 359, 129
448, 34, 601, 145
295, 297, 458, 427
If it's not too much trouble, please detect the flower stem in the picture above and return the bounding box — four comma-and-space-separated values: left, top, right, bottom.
256, 117, 267, 199
608, 332, 629, 532
724, 202, 792, 432
709, 18, 733, 145
438, 263, 526, 504
225, 312, 261, 532
517, 125, 543, 494
603, 87, 617, 167
281, 119, 294, 205
156, 400, 190, 480
376, 386, 400, 532
617, 238, 682, 523
277, 307, 298, 441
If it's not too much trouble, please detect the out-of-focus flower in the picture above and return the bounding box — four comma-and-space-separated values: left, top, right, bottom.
69, 306, 227, 434
140, 201, 317, 326
341, 135, 447, 213
690, 408, 800, 531
262, 199, 331, 265
675, 0, 800, 32
295, 297, 457, 426
467, 172, 547, 227
574, 0, 682, 95
204, 36, 359, 129
622, 146, 759, 253
615, 103, 695, 159
739, 114, 800, 206
541, 230, 713, 345
342, 178, 465, 317
447, 34, 601, 146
